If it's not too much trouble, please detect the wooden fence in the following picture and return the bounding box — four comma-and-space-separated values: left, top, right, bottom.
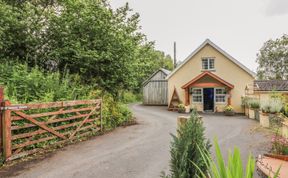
0, 88, 102, 161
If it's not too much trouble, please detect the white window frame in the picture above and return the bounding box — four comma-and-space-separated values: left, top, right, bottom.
191, 88, 203, 103
214, 88, 227, 103
202, 57, 215, 70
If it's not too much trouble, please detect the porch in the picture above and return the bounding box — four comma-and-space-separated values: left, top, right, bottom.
181, 72, 234, 112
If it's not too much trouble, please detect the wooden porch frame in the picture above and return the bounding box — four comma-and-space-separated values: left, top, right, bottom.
182, 72, 234, 106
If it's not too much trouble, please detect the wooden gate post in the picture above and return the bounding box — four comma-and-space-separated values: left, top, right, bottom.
2, 100, 12, 160
0, 87, 3, 152
100, 100, 103, 132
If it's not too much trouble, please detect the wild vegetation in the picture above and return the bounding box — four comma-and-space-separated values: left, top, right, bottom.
0, 0, 173, 96
0, 0, 173, 127
0, 0, 174, 161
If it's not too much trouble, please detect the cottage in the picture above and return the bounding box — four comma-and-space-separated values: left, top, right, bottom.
246, 80, 288, 102
143, 68, 171, 105
166, 39, 255, 113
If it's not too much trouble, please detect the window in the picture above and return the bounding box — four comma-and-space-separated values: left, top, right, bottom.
215, 88, 226, 103
202, 58, 215, 70
192, 88, 202, 103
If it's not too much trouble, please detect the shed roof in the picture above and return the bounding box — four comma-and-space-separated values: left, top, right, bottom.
166, 39, 256, 79
142, 68, 171, 87
254, 80, 288, 91
160, 68, 171, 75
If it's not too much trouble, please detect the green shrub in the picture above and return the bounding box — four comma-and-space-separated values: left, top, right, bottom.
0, 62, 91, 103
241, 96, 249, 107
269, 99, 283, 114
88, 90, 133, 129
0, 62, 133, 131
261, 100, 271, 113
248, 99, 260, 109
166, 110, 211, 178
120, 91, 140, 104
261, 99, 283, 114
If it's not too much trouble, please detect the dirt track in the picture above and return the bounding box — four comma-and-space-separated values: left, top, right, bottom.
0, 104, 271, 178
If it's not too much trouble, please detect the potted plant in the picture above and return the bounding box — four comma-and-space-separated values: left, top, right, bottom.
267, 131, 288, 160
248, 99, 260, 120
178, 103, 185, 113
242, 97, 249, 117
260, 99, 283, 128
224, 105, 235, 116
260, 100, 271, 128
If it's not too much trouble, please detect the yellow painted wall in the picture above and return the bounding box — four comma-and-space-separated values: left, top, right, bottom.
168, 44, 254, 113
251, 92, 288, 103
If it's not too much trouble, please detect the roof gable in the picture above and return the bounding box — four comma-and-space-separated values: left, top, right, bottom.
166, 39, 256, 79
142, 68, 171, 86
181, 71, 234, 89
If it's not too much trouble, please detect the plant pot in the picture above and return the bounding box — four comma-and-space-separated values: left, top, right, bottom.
255, 109, 260, 121
225, 111, 235, 116
248, 108, 255, 119
178, 109, 185, 113
185, 105, 191, 113
244, 107, 249, 117
260, 112, 269, 128
264, 153, 288, 161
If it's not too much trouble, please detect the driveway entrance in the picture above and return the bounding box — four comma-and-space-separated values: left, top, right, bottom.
0, 105, 271, 178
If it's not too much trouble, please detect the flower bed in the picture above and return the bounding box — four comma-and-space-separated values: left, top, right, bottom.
224, 105, 235, 116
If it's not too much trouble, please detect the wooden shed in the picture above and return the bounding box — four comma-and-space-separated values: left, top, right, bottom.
142, 68, 171, 105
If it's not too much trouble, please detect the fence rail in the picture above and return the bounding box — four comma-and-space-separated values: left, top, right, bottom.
0, 91, 102, 161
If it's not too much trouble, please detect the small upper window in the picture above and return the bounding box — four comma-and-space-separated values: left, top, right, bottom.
202, 58, 215, 70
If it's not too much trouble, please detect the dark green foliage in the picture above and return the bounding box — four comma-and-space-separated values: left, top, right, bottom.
256, 34, 288, 80
0, 62, 91, 103
168, 111, 211, 178
0, 62, 133, 132
0, 0, 173, 96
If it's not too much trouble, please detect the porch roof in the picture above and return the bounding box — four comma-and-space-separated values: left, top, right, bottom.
181, 71, 234, 89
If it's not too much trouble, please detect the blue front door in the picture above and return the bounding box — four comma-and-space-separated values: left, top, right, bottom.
203, 88, 214, 111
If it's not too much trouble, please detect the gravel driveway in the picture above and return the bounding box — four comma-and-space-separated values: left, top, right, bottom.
0, 104, 271, 178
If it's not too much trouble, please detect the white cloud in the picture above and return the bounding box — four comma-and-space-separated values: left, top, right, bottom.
266, 0, 288, 16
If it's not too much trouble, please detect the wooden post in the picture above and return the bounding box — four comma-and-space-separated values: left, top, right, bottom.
228, 90, 232, 105
184, 88, 190, 106
174, 42, 177, 69
2, 100, 12, 160
177, 116, 188, 137
0, 87, 3, 152
100, 100, 103, 132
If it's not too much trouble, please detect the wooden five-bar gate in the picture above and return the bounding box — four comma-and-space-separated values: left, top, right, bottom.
0, 88, 102, 161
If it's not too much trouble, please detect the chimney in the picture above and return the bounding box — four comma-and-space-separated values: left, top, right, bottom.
174, 42, 177, 69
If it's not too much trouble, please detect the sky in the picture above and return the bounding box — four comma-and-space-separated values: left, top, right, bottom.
109, 0, 288, 72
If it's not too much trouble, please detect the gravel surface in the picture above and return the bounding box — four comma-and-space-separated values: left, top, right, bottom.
0, 104, 271, 178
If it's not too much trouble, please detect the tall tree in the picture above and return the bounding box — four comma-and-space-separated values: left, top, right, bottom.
0, 0, 173, 96
256, 34, 288, 80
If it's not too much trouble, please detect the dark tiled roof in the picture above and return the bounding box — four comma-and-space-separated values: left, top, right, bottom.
254, 80, 288, 91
